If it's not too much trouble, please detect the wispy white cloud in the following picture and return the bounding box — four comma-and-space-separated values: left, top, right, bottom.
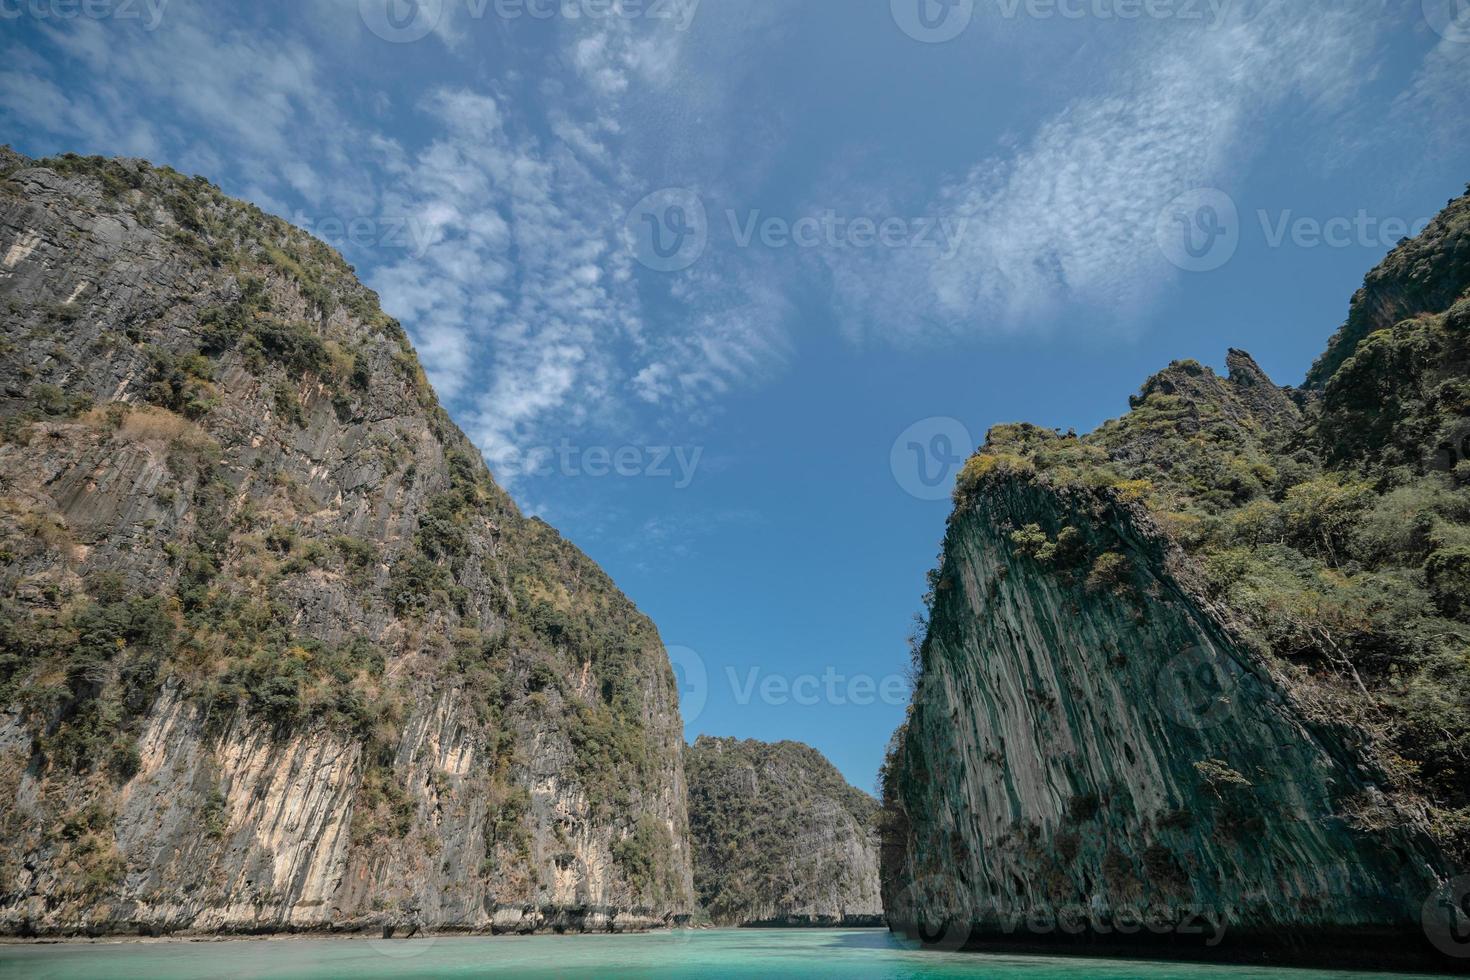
359, 13, 796, 488
372, 88, 587, 436
821, 4, 1383, 344
635, 258, 793, 412
625, 508, 766, 567
0, 2, 792, 493
369, 75, 788, 487
559, 4, 690, 97
1390, 31, 1470, 158
0, 11, 383, 213
3, 0, 1457, 503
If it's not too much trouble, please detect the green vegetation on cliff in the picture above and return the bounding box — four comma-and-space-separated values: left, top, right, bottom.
686, 736, 883, 926
0, 148, 692, 932
878, 188, 1470, 970
895, 187, 1470, 867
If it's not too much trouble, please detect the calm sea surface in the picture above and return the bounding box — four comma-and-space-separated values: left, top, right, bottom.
0, 928, 1444, 979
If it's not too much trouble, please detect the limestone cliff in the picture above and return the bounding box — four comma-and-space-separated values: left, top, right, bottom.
882, 188, 1470, 970
686, 736, 882, 926
0, 149, 694, 936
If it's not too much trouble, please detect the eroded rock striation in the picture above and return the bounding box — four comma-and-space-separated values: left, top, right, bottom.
881, 187, 1470, 970
686, 736, 882, 926
0, 149, 694, 936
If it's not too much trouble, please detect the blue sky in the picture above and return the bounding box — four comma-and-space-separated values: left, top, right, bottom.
4, 0, 1468, 790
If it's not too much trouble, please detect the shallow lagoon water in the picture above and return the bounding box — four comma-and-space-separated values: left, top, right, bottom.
0, 928, 1444, 979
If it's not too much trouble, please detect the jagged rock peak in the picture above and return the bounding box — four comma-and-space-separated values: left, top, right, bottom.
1224, 349, 1301, 427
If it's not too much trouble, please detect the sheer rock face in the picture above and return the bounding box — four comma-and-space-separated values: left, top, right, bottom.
686, 737, 882, 927
881, 482, 1447, 960
0, 151, 693, 936
881, 189, 1470, 970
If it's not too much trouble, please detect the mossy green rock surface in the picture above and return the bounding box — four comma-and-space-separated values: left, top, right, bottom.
687, 736, 882, 926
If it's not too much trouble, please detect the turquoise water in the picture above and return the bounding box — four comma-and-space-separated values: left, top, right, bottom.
0, 929, 1442, 979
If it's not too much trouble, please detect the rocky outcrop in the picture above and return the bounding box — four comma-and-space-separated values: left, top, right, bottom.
881, 479, 1448, 965
686, 736, 882, 927
1306, 185, 1470, 388
0, 150, 694, 936
881, 189, 1470, 970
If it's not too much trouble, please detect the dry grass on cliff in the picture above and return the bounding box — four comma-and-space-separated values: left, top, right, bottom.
86, 403, 216, 452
